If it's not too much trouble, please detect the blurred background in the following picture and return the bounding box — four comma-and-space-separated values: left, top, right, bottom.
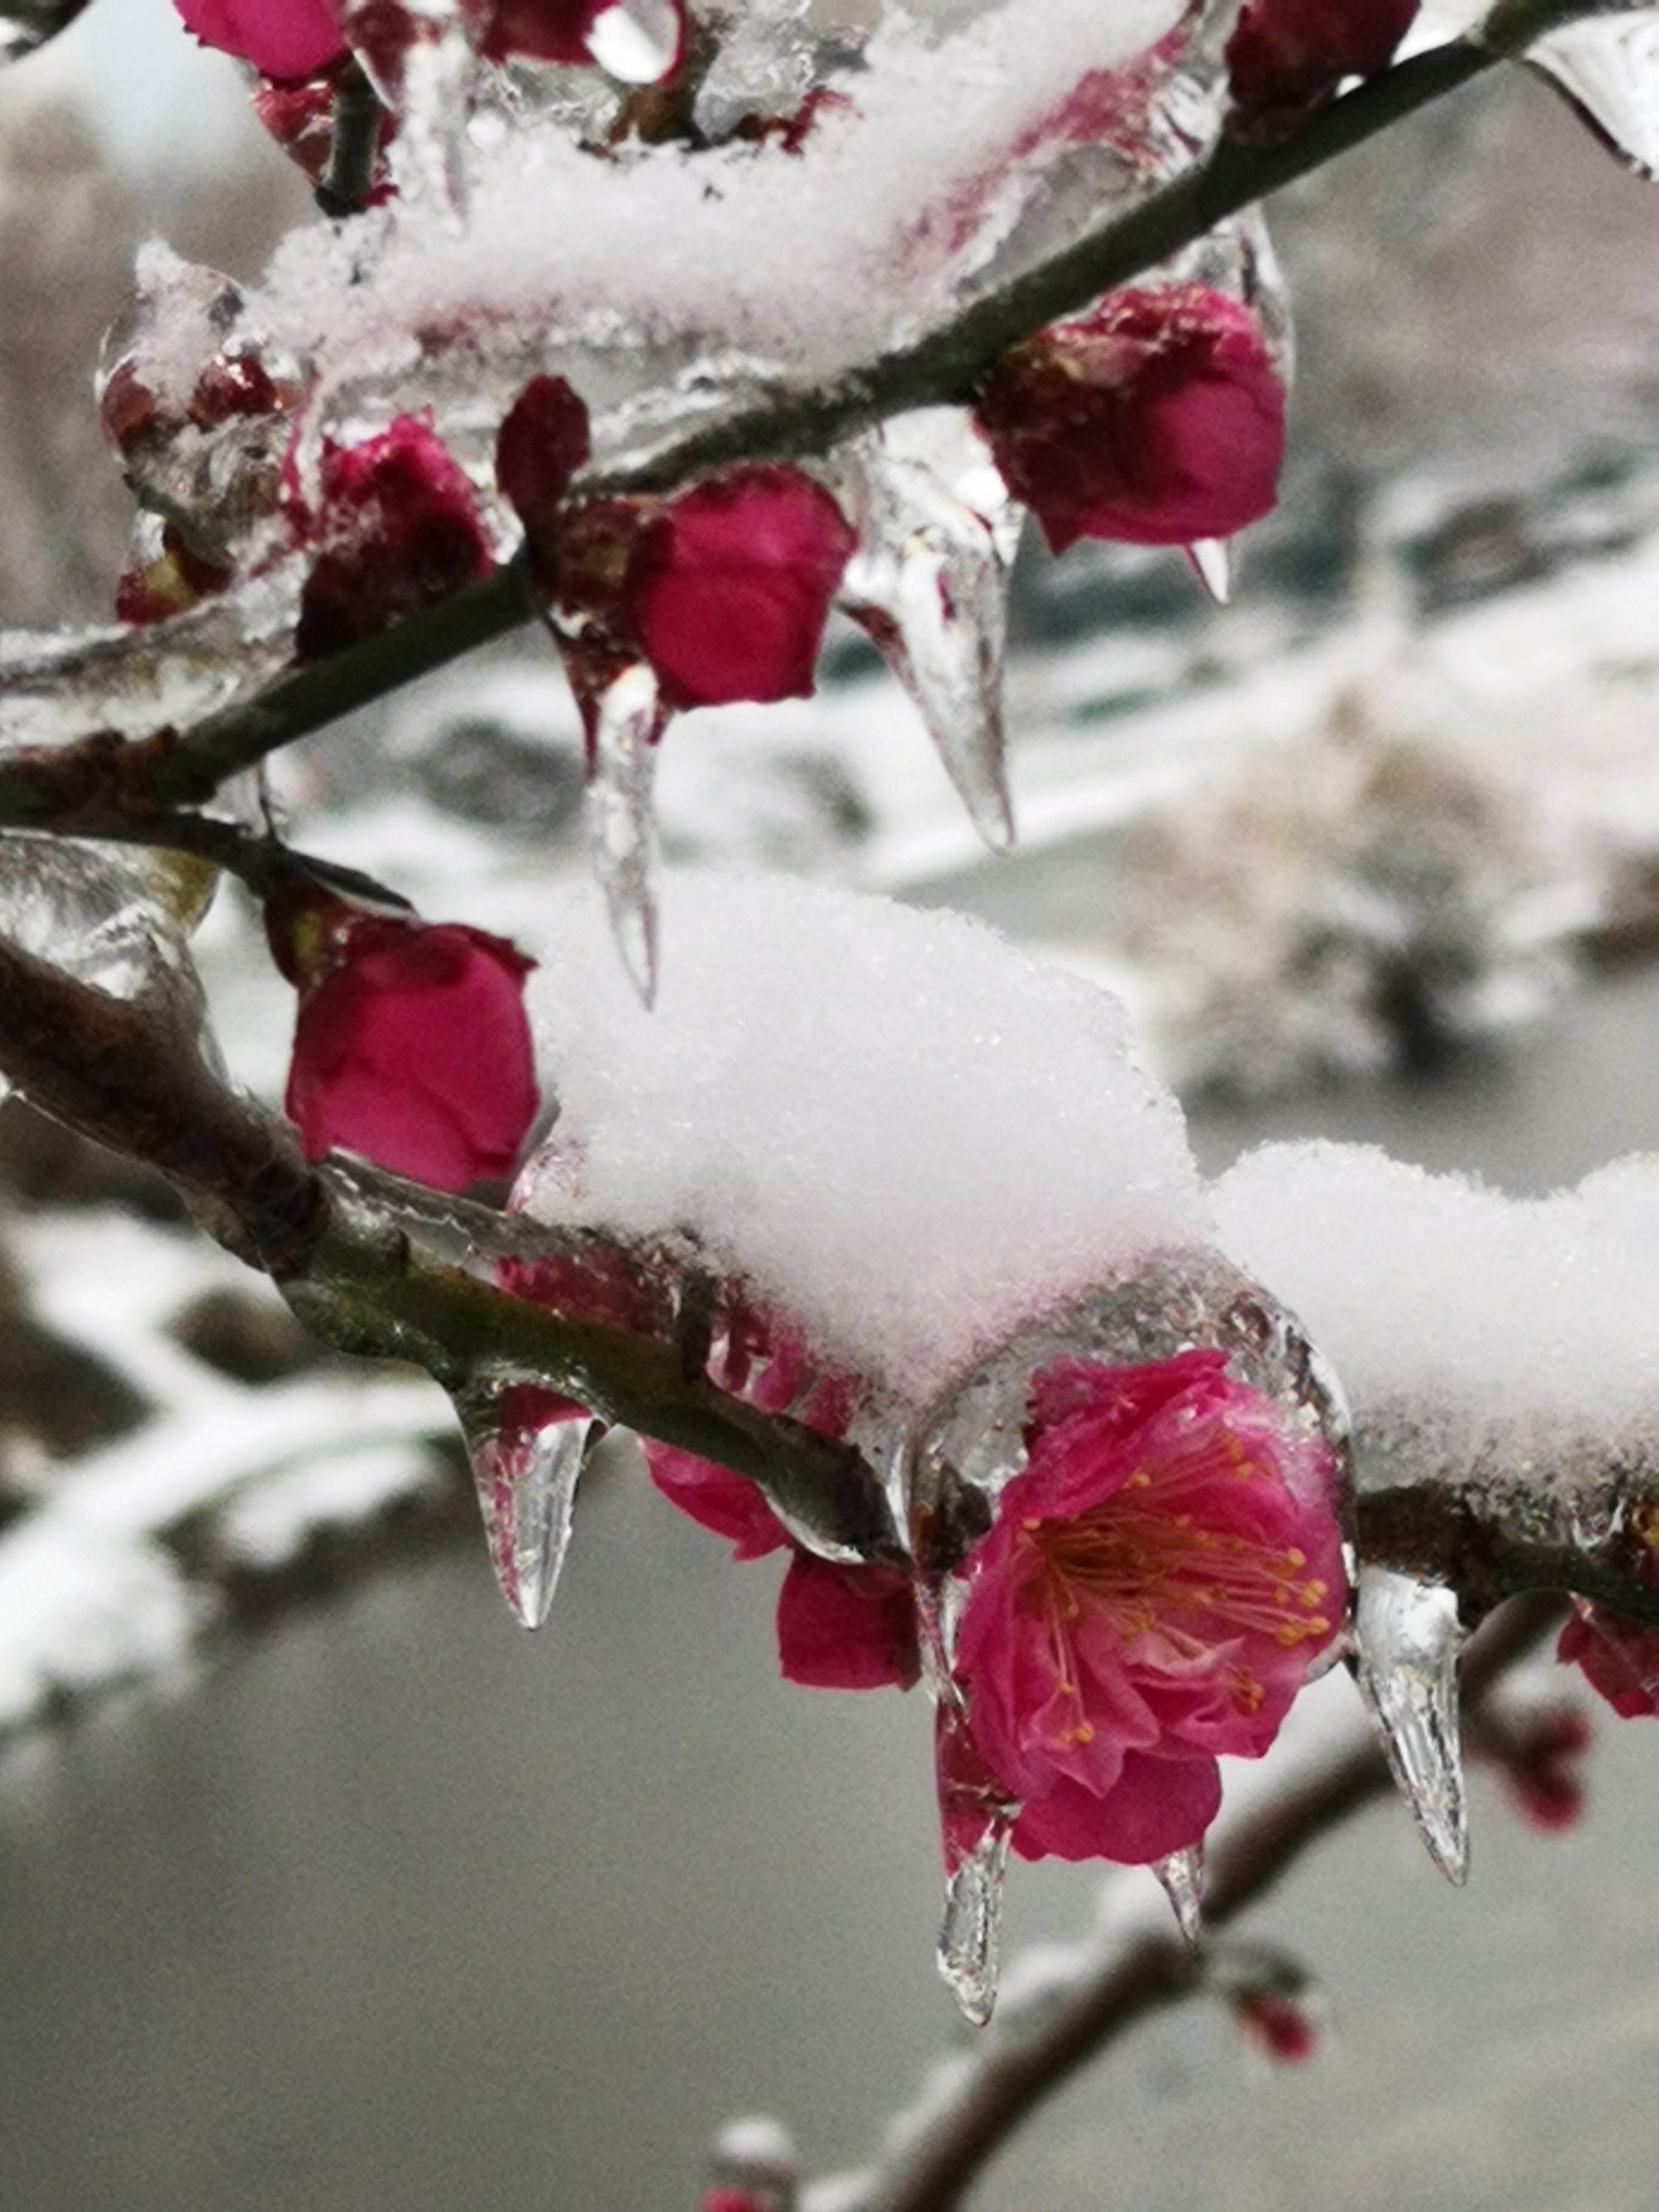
3, 6, 1659, 2209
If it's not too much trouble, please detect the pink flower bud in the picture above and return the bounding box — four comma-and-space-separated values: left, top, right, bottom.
620, 467, 856, 710
172, 0, 350, 80
1237, 1987, 1318, 2063
953, 1348, 1345, 1866
268, 876, 539, 1192
496, 375, 594, 563
1226, 0, 1418, 142
973, 284, 1286, 555
293, 413, 495, 659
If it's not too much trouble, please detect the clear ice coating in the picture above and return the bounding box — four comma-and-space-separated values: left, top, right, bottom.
1154, 1841, 1205, 1947
1527, 8, 1659, 181
840, 413, 1021, 853
933, 1700, 1017, 2027
1352, 1563, 1468, 1884
587, 0, 683, 84
0, 0, 86, 64
0, 837, 214, 1008
691, 0, 819, 140
583, 662, 665, 1006
460, 1379, 591, 1629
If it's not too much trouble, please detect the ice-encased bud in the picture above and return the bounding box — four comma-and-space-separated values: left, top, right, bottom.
1526, 8, 1659, 181
1353, 1563, 1468, 1883
0, 0, 89, 64
458, 1375, 593, 1627
840, 411, 1021, 853
583, 661, 665, 1005
97, 245, 309, 589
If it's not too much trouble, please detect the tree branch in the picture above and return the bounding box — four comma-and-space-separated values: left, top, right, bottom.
0, 0, 1617, 837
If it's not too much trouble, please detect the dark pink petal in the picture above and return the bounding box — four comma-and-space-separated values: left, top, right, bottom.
974, 285, 1285, 554
1227, 0, 1418, 139
496, 375, 593, 557
624, 467, 855, 709
280, 914, 538, 1190
470, 0, 605, 63
173, 0, 349, 78
644, 1443, 790, 1560
1558, 1603, 1659, 1719
777, 1551, 920, 1691
1010, 1748, 1223, 1865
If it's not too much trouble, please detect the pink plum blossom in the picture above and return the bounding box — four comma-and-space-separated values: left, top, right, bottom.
973, 284, 1285, 554
953, 1348, 1344, 1865
172, 0, 350, 79
267, 875, 539, 1191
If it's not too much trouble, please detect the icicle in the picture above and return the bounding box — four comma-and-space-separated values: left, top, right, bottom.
1185, 538, 1232, 605
932, 1695, 1020, 2026
840, 414, 1021, 854
1154, 1842, 1205, 1947
0, 0, 88, 64
585, 662, 664, 1005
460, 1381, 592, 1629
1352, 1564, 1468, 1884
1528, 10, 1659, 181
938, 1816, 1011, 2027
341, 0, 477, 222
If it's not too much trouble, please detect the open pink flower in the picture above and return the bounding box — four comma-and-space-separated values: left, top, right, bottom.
953, 1348, 1343, 1865
268, 876, 539, 1191
646, 1300, 920, 1691
173, 0, 350, 79
293, 413, 494, 660
973, 285, 1285, 554
1226, 0, 1418, 141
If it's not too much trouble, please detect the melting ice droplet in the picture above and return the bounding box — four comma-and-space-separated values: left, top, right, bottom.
462, 1383, 592, 1629
1154, 1842, 1205, 1947
1353, 1564, 1468, 1883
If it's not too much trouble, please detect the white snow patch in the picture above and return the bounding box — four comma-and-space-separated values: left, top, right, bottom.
518, 872, 1206, 1397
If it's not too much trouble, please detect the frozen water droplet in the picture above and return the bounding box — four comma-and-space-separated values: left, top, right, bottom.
585, 662, 664, 1004
938, 1817, 1011, 2027
462, 1381, 591, 1628
1353, 1564, 1468, 1883
588, 0, 682, 84
1185, 538, 1232, 605
841, 415, 1020, 853
1154, 1842, 1205, 1946
0, 0, 88, 64
1528, 10, 1659, 180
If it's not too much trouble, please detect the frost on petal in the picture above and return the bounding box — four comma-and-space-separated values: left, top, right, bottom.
973, 284, 1285, 554
294, 413, 494, 658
